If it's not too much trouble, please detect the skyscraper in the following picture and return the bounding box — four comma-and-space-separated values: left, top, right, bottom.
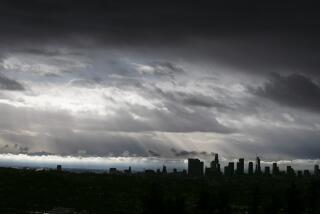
207, 153, 221, 176
286, 166, 295, 176
214, 153, 219, 165
162, 165, 167, 174
264, 166, 270, 175
188, 158, 204, 176
57, 165, 62, 172
228, 162, 235, 176
255, 156, 261, 175
272, 163, 279, 176
237, 158, 244, 175
248, 162, 254, 175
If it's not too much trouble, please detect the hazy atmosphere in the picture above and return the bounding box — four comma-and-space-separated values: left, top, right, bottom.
0, 0, 320, 169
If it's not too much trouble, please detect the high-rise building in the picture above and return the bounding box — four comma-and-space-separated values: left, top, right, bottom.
109, 168, 117, 174
173, 168, 178, 174
264, 166, 270, 175
248, 162, 254, 175
237, 158, 244, 175
304, 170, 310, 176
286, 166, 295, 176
214, 154, 219, 164
224, 166, 229, 176
272, 163, 279, 176
162, 165, 167, 174
255, 156, 261, 175
217, 163, 221, 175
188, 158, 204, 176
228, 162, 235, 176
236, 162, 240, 174
57, 165, 62, 172
124, 166, 132, 174
207, 153, 221, 176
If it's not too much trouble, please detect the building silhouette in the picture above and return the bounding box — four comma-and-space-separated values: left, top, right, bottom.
206, 153, 221, 176
124, 166, 132, 174
162, 165, 167, 174
255, 156, 261, 175
57, 165, 62, 172
272, 163, 279, 176
188, 158, 204, 176
95, 153, 319, 178
224, 162, 234, 176
248, 162, 254, 175
109, 168, 117, 174
236, 158, 244, 175
264, 166, 270, 175
224, 166, 228, 176
286, 166, 295, 176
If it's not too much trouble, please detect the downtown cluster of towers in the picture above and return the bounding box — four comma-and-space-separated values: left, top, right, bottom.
188, 154, 320, 177
55, 154, 320, 177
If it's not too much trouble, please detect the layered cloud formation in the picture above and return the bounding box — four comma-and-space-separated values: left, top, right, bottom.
0, 1, 319, 168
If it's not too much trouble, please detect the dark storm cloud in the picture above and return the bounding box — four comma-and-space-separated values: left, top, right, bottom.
0, 0, 319, 41
0, 0, 320, 163
171, 148, 213, 158
0, 0, 319, 78
252, 73, 320, 112
148, 150, 161, 157
155, 87, 231, 109
0, 74, 25, 91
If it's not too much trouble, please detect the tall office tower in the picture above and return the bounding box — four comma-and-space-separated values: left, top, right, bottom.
272, 163, 279, 176
210, 154, 219, 167
217, 163, 221, 175
214, 154, 219, 165
228, 162, 235, 176
162, 165, 167, 174
264, 166, 270, 175
209, 153, 221, 176
255, 156, 261, 175
224, 166, 229, 176
238, 158, 244, 175
314, 165, 319, 176
248, 162, 254, 175
304, 170, 310, 176
57, 165, 62, 172
286, 166, 295, 176
188, 158, 204, 176
236, 162, 240, 175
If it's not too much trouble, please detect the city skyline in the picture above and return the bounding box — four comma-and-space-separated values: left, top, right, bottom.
0, 152, 319, 173
47, 153, 320, 176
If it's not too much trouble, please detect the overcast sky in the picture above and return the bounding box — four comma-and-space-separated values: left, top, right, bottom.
0, 0, 320, 168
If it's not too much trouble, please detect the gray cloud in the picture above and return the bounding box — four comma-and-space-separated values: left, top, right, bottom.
171, 148, 213, 158
252, 73, 320, 112
155, 87, 231, 110
148, 150, 161, 157
0, 0, 319, 164
0, 74, 24, 91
